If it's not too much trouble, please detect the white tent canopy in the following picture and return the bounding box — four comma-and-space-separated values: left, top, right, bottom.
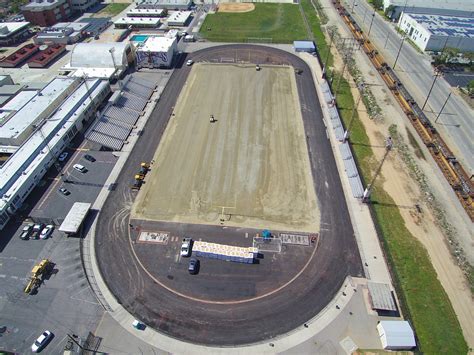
377, 321, 416, 350
70, 42, 130, 69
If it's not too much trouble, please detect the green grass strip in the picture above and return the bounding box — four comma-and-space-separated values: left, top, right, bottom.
97, 3, 129, 16
300, 2, 468, 354
200, 4, 308, 43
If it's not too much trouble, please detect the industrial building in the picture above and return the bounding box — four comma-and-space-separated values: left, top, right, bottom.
0, 22, 31, 46
383, 0, 474, 20
136, 0, 191, 10
65, 42, 134, 79
136, 35, 177, 68
398, 13, 474, 52
34, 22, 90, 45
0, 43, 40, 68
166, 11, 192, 26
27, 44, 66, 68
0, 77, 110, 230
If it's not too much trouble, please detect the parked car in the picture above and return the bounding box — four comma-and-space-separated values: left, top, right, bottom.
59, 187, 70, 195
40, 225, 54, 240
73, 164, 87, 173
84, 154, 96, 162
19, 224, 34, 240
181, 238, 192, 257
188, 258, 200, 274
186, 59, 194, 66
58, 152, 68, 162
31, 330, 53, 352
32, 223, 45, 239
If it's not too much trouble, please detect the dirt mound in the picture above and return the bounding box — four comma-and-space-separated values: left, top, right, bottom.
218, 2, 255, 13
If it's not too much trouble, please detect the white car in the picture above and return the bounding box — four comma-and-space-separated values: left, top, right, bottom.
31, 330, 53, 352
180, 238, 192, 257
73, 163, 86, 173
40, 224, 54, 240
186, 59, 194, 66
58, 152, 68, 162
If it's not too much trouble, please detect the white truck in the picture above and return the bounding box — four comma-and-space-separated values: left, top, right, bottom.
181, 238, 192, 257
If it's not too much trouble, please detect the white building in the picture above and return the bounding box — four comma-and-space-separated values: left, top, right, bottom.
0, 77, 110, 230
127, 8, 165, 17
137, 0, 191, 10
65, 42, 134, 80
34, 22, 90, 45
0, 22, 31, 46
136, 36, 177, 68
398, 13, 474, 52
114, 16, 161, 29
166, 10, 192, 26
377, 321, 416, 350
383, 0, 474, 20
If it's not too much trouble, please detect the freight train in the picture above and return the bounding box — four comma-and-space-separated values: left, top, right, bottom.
332, 0, 473, 220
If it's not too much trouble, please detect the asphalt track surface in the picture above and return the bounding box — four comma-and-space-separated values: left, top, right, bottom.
95, 45, 364, 346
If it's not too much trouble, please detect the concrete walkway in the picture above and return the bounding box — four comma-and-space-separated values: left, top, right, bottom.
82, 47, 395, 354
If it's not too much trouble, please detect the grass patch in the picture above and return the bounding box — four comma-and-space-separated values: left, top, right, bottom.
299, 3, 468, 354
96, 3, 129, 16
200, 4, 308, 43
405, 127, 426, 160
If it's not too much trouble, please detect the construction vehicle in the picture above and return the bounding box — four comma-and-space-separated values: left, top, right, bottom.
24, 259, 51, 294
135, 173, 145, 181
131, 180, 143, 190
139, 162, 150, 175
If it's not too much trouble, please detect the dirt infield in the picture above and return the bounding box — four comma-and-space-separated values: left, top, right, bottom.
132, 63, 320, 232
218, 2, 255, 13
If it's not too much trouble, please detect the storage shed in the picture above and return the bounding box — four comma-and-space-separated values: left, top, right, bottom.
293, 40, 316, 53
377, 321, 416, 350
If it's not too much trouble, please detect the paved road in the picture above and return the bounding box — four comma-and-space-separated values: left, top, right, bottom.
346, 0, 474, 175
95, 45, 363, 346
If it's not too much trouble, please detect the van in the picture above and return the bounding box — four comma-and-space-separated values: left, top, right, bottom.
73, 164, 87, 173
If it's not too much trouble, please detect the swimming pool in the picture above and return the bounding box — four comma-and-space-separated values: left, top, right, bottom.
130, 35, 149, 43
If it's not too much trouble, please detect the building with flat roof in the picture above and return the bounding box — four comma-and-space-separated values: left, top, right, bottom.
166, 10, 191, 26
0, 77, 110, 230
127, 7, 165, 17
137, 0, 191, 10
114, 16, 161, 29
383, 0, 474, 20
0, 22, 31, 46
398, 13, 474, 52
34, 22, 89, 44
136, 35, 177, 68
0, 43, 40, 68
70, 0, 99, 12
22, 0, 72, 27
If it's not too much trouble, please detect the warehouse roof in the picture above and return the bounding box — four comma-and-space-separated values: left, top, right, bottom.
0, 22, 30, 38
368, 282, 397, 311
405, 13, 474, 38
377, 321, 416, 349
70, 42, 130, 68
293, 41, 316, 51
167, 11, 192, 24
127, 8, 165, 16
138, 36, 175, 52
114, 16, 161, 26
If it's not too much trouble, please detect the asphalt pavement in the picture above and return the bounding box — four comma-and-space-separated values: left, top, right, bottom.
346, 0, 474, 175
95, 45, 364, 346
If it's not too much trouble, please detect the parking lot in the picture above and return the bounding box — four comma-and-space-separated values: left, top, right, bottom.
0, 224, 104, 353
29, 148, 118, 224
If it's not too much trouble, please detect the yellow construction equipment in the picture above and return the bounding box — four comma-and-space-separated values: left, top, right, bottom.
139, 162, 150, 175
135, 174, 145, 181
24, 259, 51, 294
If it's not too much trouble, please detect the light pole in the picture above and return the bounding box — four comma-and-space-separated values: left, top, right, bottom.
367, 12, 376, 37
109, 47, 116, 79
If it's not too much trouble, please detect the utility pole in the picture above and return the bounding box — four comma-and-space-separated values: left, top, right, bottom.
435, 92, 452, 123
67, 333, 96, 352
421, 70, 441, 110
393, 35, 406, 70
362, 136, 393, 202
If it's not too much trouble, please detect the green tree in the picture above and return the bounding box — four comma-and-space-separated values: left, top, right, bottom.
467, 80, 474, 95
372, 0, 384, 10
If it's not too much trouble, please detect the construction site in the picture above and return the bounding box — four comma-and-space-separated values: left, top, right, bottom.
131, 63, 320, 232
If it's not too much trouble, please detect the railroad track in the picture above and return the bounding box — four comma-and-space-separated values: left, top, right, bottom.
332, 0, 473, 220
